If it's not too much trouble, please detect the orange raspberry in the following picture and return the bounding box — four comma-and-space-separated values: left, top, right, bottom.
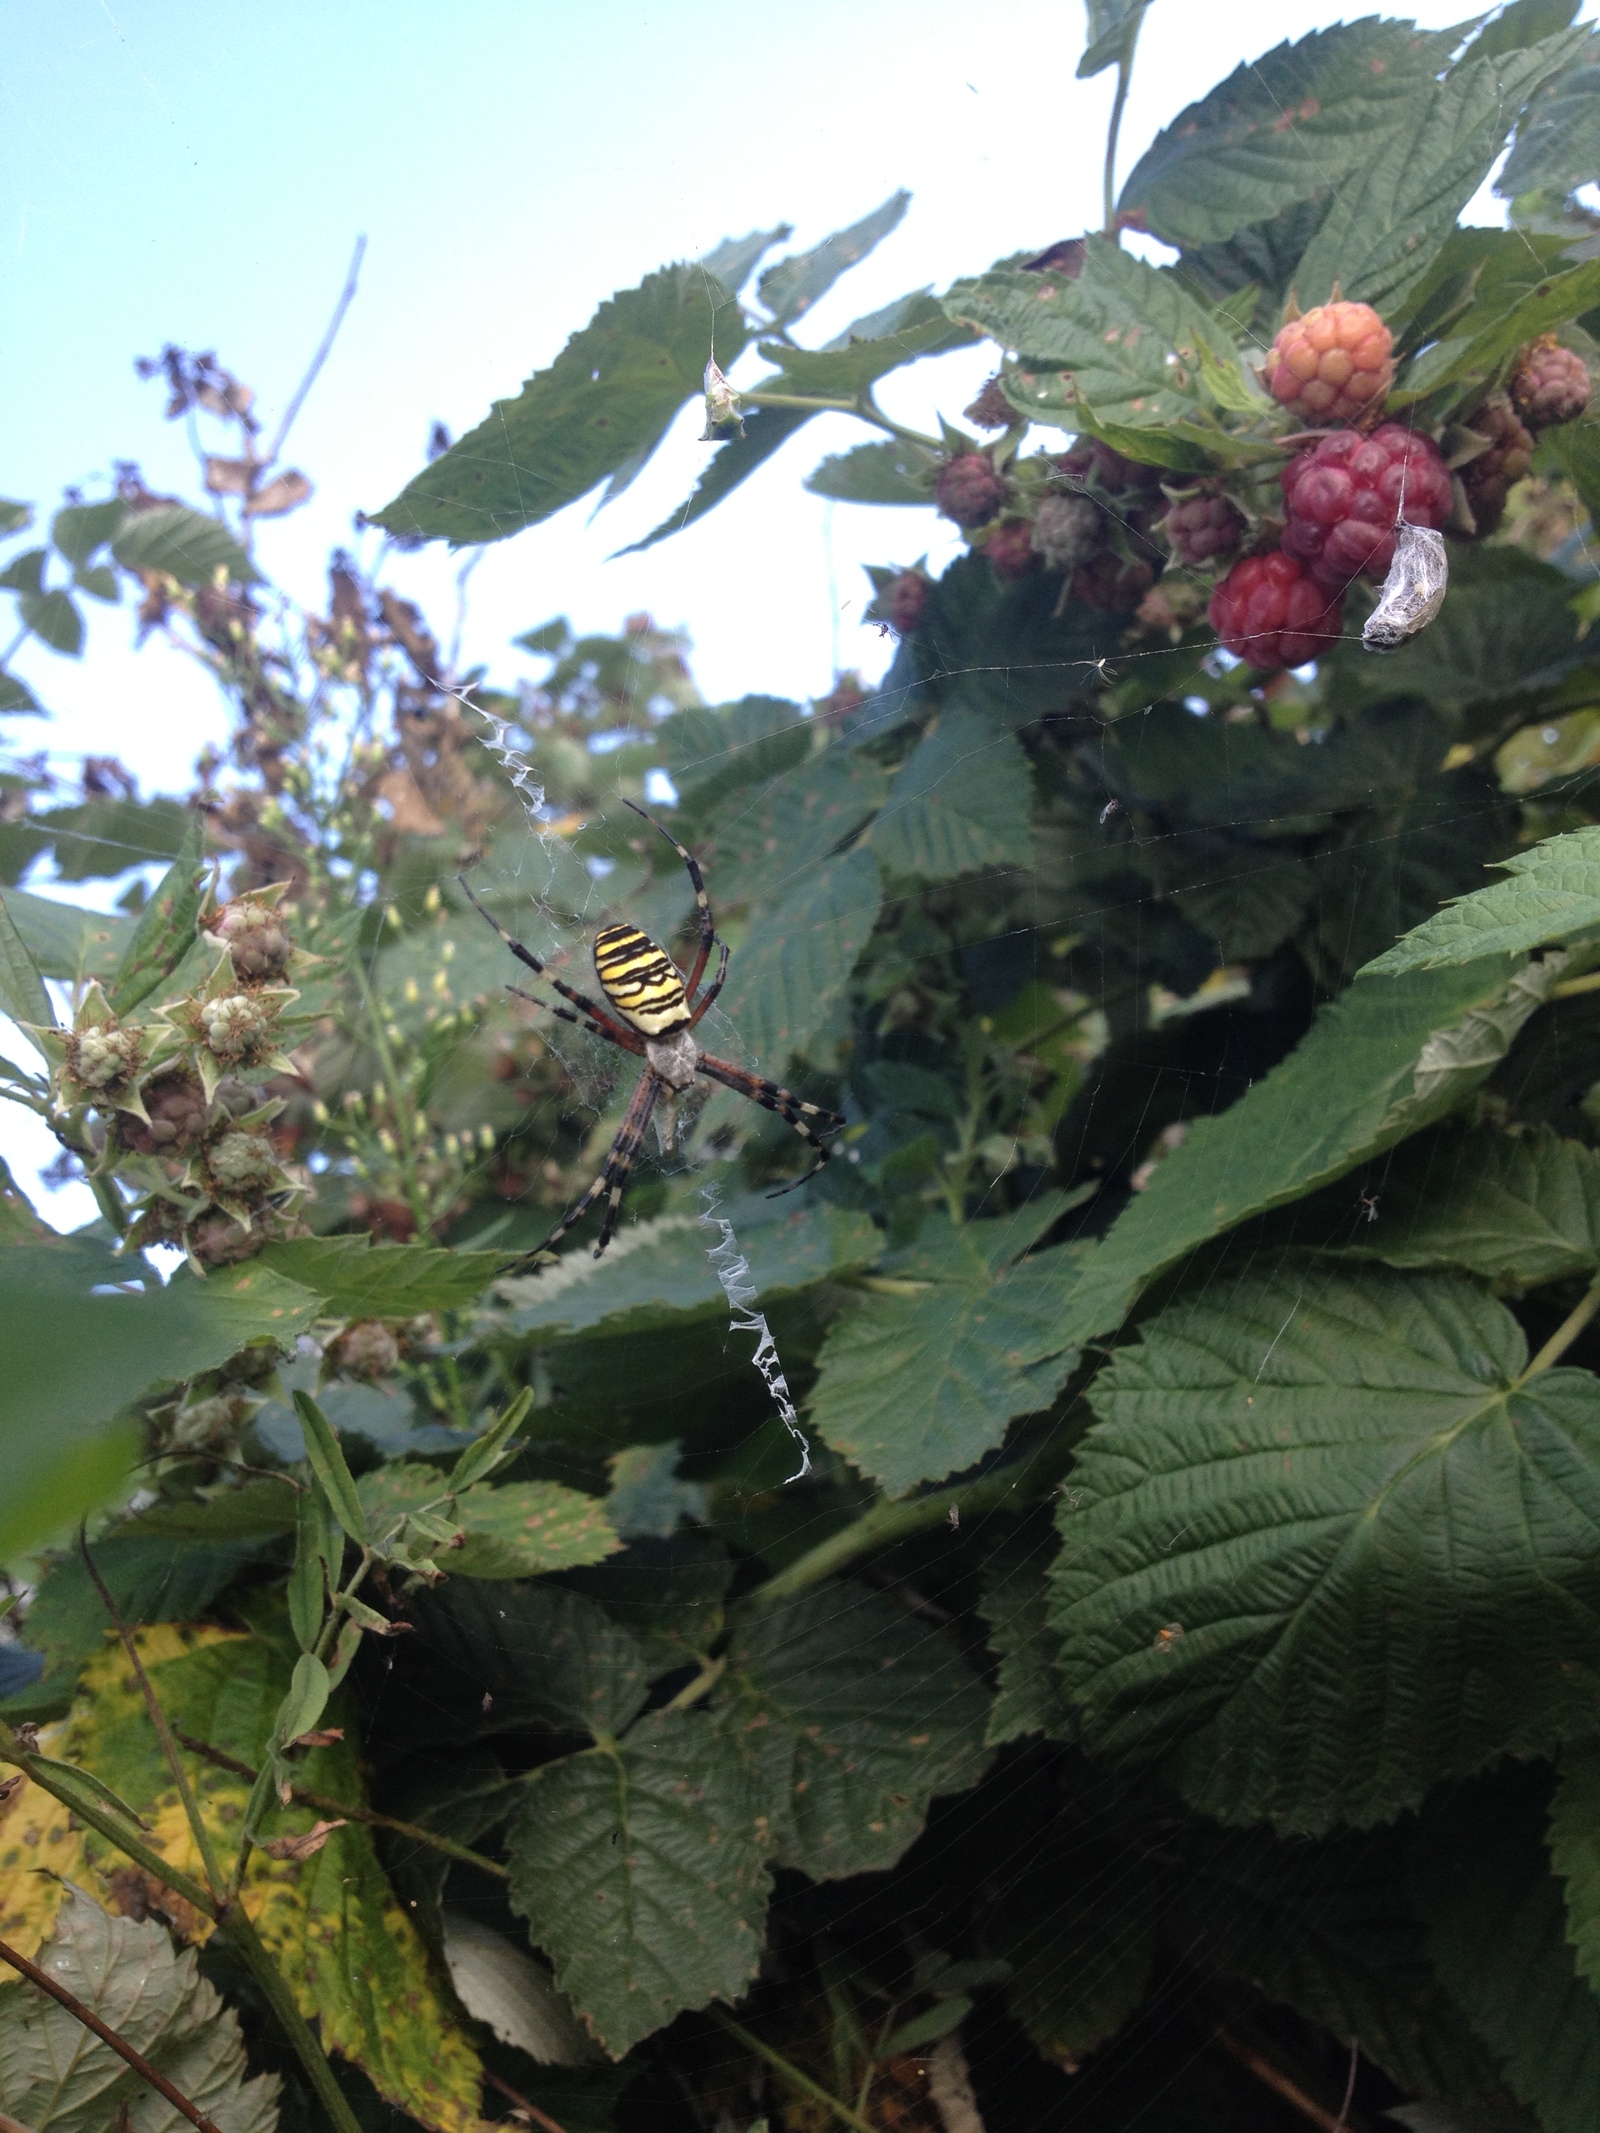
1266, 300, 1394, 425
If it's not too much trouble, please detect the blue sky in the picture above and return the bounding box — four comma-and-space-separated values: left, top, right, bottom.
0, 0, 1551, 1222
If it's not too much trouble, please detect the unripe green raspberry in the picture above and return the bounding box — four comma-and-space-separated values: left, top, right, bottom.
330, 1318, 401, 1381
208, 1129, 283, 1193
72, 1026, 143, 1091
206, 898, 294, 980
203, 992, 272, 1061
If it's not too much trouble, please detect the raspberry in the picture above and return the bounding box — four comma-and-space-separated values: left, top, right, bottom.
1031, 494, 1103, 573
1209, 551, 1345, 671
329, 1319, 401, 1382
964, 376, 1014, 430
1281, 424, 1451, 592
1459, 395, 1534, 536
1510, 336, 1591, 430
986, 519, 1038, 581
1057, 441, 1165, 499
1163, 493, 1245, 567
1266, 300, 1394, 424
935, 452, 1007, 529
123, 1072, 210, 1156
205, 897, 293, 981
884, 572, 928, 634
1072, 550, 1156, 613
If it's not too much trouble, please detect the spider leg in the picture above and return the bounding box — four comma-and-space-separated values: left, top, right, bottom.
506, 986, 646, 1055
685, 941, 730, 1030
456, 874, 619, 1030
621, 798, 718, 1000
503, 1071, 664, 1272
697, 1053, 846, 1193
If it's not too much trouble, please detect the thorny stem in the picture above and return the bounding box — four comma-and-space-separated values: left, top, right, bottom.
750, 1433, 1075, 1605
1520, 1272, 1600, 1381
79, 1529, 228, 1903
710, 2011, 879, 2133
0, 1933, 226, 2133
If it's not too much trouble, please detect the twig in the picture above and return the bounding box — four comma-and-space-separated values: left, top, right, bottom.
1334, 2039, 1360, 2131
0, 1932, 226, 2133
484, 2067, 570, 2133
710, 2012, 878, 2133
263, 234, 367, 468
172, 1729, 511, 1878
1520, 1271, 1600, 1380
1214, 2029, 1354, 2133
78, 1529, 228, 1903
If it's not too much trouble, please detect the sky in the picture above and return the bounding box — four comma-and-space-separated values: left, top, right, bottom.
0, 0, 1559, 1225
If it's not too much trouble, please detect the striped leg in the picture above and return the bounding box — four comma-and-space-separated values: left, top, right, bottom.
621, 798, 718, 999
697, 1052, 846, 1192
506, 1070, 663, 1270
686, 941, 730, 1030
457, 875, 629, 1038
507, 985, 646, 1055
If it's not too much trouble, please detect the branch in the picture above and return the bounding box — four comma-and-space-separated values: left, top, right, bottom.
0, 1932, 226, 2133
484, 2068, 570, 2133
710, 2011, 877, 2133
263, 234, 367, 468
1214, 2029, 1354, 2133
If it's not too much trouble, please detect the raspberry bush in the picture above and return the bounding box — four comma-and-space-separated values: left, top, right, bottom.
5, 10, 1600, 2133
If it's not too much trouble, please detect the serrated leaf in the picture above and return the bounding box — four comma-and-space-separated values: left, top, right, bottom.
508, 1708, 772, 2056
105, 808, 208, 1012
372, 265, 745, 547
809, 1195, 1083, 1495
0, 887, 52, 1036
804, 437, 940, 503
1500, 30, 1600, 197
621, 405, 816, 553
662, 692, 811, 803
706, 743, 888, 907
759, 292, 974, 400
51, 498, 126, 567
1364, 824, 1600, 973
1538, 418, 1600, 523
1335, 546, 1584, 713
1330, 1124, 1600, 1287
698, 223, 794, 297
1043, 955, 1567, 1366
1051, 1267, 1600, 1831
21, 1532, 265, 1680
1552, 1741, 1600, 2013
256, 1234, 506, 1317
714, 844, 880, 1070
411, 1579, 654, 1736
1413, 1768, 1600, 2133
356, 1461, 619, 1580
869, 707, 1034, 882
19, 586, 84, 656
1, 884, 136, 981
721, 1583, 992, 1879
977, 1520, 1074, 1746
946, 239, 1243, 437
1294, 32, 1593, 309
111, 503, 261, 587
757, 192, 909, 324
34, 793, 195, 886
0, 1886, 281, 2133
1397, 257, 1600, 402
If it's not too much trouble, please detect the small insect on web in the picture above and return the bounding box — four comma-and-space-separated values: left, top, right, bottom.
458, 800, 848, 1269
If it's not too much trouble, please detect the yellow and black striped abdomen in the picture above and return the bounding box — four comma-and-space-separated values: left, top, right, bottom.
593, 924, 690, 1036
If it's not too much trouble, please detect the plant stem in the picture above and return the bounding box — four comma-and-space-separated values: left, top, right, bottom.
1520, 1272, 1600, 1380
749, 1434, 1074, 1606
0, 2107, 41, 2133
710, 2011, 878, 2133
351, 956, 429, 1233
1214, 2029, 1351, 2133
0, 1933, 226, 2133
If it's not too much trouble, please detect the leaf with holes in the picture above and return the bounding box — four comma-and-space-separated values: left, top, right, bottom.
1050, 1267, 1600, 1831
870, 708, 1034, 882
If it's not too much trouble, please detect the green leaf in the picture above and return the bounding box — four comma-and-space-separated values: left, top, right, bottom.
0, 498, 31, 534
0, 1248, 321, 1566
1051, 1267, 1600, 1831
51, 498, 126, 567
662, 693, 811, 804
1, 884, 136, 981
289, 1476, 338, 1650
291, 1390, 369, 1544
110, 502, 261, 587
1294, 32, 1594, 309
1079, 0, 1153, 78
758, 292, 975, 400
39, 793, 195, 885
0, 1885, 281, 2133
1330, 1124, 1600, 1288
698, 223, 794, 297
1118, 19, 1457, 247
105, 808, 209, 1013
714, 845, 880, 1071
757, 192, 910, 325
869, 707, 1034, 882
808, 1194, 1083, 1496
450, 1386, 533, 1489
276, 1647, 331, 1745
621, 405, 816, 553
1538, 418, 1600, 523
0, 887, 52, 1037
412, 1580, 655, 1736
977, 1520, 1074, 1745
0, 548, 45, 594
19, 586, 84, 655
258, 1233, 507, 1317
356, 1461, 619, 1580
804, 437, 940, 504
21, 1533, 265, 1680
1396, 257, 1600, 401
0, 668, 42, 715
371, 265, 746, 547
946, 239, 1245, 436
508, 1708, 772, 2056
1045, 954, 1568, 1364
721, 1583, 992, 1878
1364, 825, 1600, 974
1413, 1769, 1600, 2133
1552, 1742, 1600, 2002
1500, 30, 1600, 197
706, 743, 888, 907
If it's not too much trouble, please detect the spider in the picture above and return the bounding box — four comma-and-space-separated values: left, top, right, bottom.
459, 800, 846, 1267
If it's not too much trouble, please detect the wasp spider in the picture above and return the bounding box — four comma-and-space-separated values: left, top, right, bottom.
459, 801, 846, 1266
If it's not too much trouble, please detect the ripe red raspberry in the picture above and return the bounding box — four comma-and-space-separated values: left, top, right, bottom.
986, 518, 1038, 581
1209, 551, 1345, 671
1460, 395, 1534, 536
885, 571, 928, 634
1266, 300, 1394, 424
1281, 424, 1451, 592
1510, 335, 1591, 430
935, 452, 1007, 529
1163, 493, 1245, 567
